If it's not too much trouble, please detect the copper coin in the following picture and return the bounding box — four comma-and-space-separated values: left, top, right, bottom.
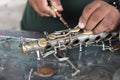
37, 66, 54, 77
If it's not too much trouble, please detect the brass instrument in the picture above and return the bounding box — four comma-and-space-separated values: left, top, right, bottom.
21, 27, 119, 53
20, 27, 119, 76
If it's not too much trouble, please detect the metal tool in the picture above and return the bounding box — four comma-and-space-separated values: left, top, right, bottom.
48, 0, 70, 29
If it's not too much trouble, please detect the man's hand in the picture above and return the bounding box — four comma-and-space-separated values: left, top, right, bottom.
78, 1, 120, 34
29, 0, 63, 17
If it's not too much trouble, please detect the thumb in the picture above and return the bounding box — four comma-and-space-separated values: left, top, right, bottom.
50, 0, 63, 11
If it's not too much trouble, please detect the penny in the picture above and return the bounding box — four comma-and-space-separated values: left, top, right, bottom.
37, 66, 54, 77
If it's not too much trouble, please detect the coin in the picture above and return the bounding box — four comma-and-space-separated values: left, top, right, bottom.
37, 65, 54, 77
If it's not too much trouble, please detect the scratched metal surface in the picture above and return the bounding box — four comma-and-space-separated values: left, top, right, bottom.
0, 30, 120, 80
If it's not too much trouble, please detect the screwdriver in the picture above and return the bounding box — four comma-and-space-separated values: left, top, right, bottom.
48, 1, 70, 29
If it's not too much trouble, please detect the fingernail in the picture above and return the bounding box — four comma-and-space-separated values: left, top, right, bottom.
78, 23, 85, 29
52, 13, 56, 18
53, 15, 56, 18
58, 6, 63, 11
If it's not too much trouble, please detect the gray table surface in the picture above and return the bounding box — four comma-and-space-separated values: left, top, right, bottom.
0, 30, 120, 80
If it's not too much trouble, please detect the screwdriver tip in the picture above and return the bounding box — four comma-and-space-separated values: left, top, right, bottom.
65, 24, 71, 30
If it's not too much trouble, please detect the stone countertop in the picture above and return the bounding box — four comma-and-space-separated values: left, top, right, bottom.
0, 30, 45, 39
0, 30, 120, 80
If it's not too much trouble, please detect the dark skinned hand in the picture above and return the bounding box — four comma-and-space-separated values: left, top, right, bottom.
78, 1, 120, 34
29, 0, 63, 17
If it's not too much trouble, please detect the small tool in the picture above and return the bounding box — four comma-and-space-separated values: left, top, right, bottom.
48, 0, 70, 29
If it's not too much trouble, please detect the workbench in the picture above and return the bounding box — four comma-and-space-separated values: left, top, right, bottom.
0, 30, 120, 80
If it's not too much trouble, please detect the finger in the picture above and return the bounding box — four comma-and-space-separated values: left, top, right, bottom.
85, 7, 106, 31
29, 0, 45, 16
78, 1, 100, 29
39, 12, 51, 17
35, 0, 56, 17
105, 20, 118, 32
50, 0, 63, 11
29, 0, 33, 5
93, 14, 113, 34
47, 8, 57, 17
106, 13, 120, 32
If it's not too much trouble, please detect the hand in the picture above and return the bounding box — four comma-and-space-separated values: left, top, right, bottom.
78, 1, 120, 34
29, 0, 63, 17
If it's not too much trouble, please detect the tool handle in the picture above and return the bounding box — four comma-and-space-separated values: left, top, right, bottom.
48, 1, 62, 17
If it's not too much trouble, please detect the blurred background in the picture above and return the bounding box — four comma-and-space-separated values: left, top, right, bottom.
0, 0, 27, 30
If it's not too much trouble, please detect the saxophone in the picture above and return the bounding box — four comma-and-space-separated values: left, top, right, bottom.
21, 27, 119, 53
20, 27, 120, 76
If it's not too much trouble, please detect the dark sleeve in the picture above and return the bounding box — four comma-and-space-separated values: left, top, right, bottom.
20, 1, 68, 33
20, 0, 113, 33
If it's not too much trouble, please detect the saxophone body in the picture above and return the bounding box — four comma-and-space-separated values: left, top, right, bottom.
20, 27, 120, 76
20, 28, 119, 54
